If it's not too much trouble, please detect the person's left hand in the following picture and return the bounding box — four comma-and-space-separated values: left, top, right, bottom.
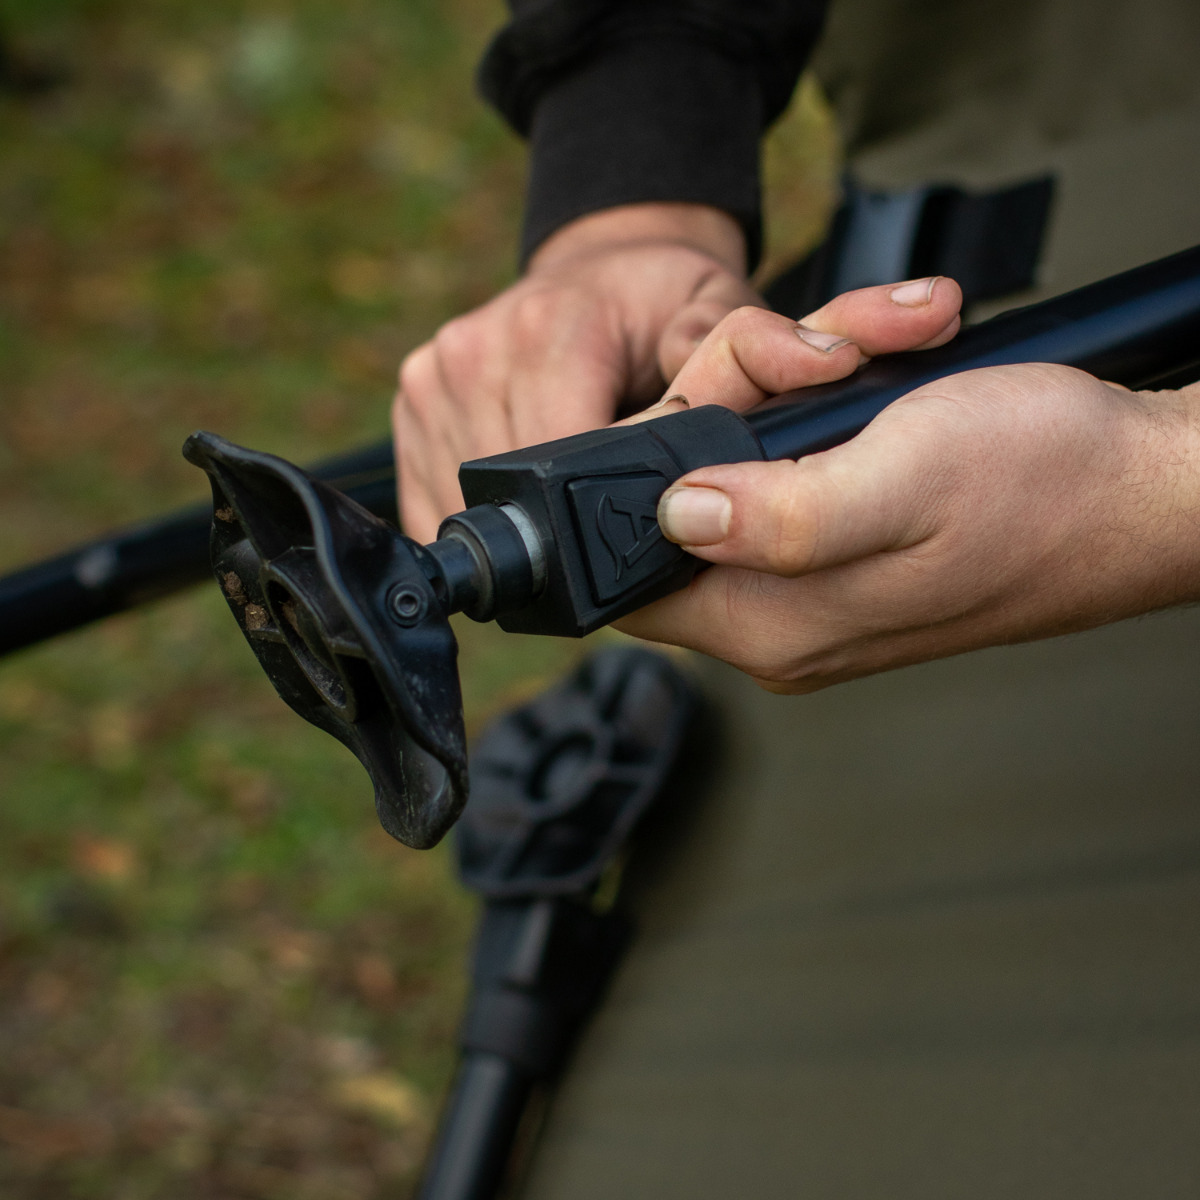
616, 299, 1200, 692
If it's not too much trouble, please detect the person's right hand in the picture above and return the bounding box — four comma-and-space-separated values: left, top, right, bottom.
616, 297, 1200, 693
392, 203, 762, 542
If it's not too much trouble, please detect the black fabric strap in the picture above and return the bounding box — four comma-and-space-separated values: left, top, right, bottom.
764, 176, 1057, 317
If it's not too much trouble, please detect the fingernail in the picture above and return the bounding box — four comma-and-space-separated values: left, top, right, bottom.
646, 392, 690, 412
658, 485, 731, 546
794, 324, 853, 354
889, 277, 937, 307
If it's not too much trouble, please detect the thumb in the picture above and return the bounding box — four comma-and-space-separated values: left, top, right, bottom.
655, 447, 934, 577
656, 272, 765, 382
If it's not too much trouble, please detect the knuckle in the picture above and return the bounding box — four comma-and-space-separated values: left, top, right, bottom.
394, 391, 412, 433
393, 391, 423, 436
726, 304, 773, 336
396, 343, 434, 400
709, 305, 748, 342
757, 467, 819, 576
730, 302, 767, 324
508, 284, 581, 344
431, 313, 479, 365
706, 305, 785, 376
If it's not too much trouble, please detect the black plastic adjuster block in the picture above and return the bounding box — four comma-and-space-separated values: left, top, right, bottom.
457, 405, 765, 637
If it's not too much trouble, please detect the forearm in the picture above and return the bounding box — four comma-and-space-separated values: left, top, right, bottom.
1126, 380, 1200, 611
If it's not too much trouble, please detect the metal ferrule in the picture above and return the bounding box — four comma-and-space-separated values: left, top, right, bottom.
432, 504, 542, 623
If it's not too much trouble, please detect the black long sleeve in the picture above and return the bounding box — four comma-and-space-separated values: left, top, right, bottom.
479, 1, 830, 269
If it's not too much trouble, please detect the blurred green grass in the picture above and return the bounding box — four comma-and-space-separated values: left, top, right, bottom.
0, 2, 836, 1195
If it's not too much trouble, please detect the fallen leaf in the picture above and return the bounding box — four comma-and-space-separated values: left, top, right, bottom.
332, 1072, 425, 1130
70, 833, 137, 884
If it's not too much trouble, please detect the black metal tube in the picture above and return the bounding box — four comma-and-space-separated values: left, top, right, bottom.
748, 244, 1200, 461
5, 245, 1199, 656
0, 439, 395, 657
416, 1052, 533, 1200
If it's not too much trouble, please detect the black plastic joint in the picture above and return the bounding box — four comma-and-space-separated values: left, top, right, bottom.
459, 988, 567, 1078
458, 405, 765, 637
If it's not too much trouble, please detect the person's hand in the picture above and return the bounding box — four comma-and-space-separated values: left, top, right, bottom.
393, 203, 762, 542
617, 304, 1200, 692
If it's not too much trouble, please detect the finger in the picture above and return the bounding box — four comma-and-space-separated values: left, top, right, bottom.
614, 564, 939, 696
615, 549, 909, 691
665, 305, 866, 413
394, 340, 474, 541
615, 391, 692, 427
655, 278, 962, 416
394, 348, 441, 541
395, 473, 445, 543
657, 271, 765, 381
653, 431, 938, 577
404, 431, 465, 536
394, 399, 464, 541
614, 566, 881, 695
430, 311, 520, 457
613, 566, 824, 687
800, 276, 962, 355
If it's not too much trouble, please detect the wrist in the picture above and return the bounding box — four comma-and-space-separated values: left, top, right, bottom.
1129, 382, 1200, 605
527, 203, 748, 278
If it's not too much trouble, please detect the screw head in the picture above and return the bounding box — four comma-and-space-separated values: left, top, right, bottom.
388, 585, 426, 626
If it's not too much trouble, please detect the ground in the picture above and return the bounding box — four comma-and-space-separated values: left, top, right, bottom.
0, 4, 834, 1196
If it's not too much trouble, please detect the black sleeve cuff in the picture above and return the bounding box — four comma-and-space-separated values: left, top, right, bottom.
518, 38, 765, 270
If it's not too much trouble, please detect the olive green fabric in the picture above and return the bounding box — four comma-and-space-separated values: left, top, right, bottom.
811, 0, 1200, 308
524, 616, 1200, 1199
517, 5, 1200, 1196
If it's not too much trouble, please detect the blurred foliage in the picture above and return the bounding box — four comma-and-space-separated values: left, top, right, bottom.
0, 1, 836, 1195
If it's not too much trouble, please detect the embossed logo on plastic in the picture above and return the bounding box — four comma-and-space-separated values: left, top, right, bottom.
565, 473, 684, 606
596, 493, 662, 581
